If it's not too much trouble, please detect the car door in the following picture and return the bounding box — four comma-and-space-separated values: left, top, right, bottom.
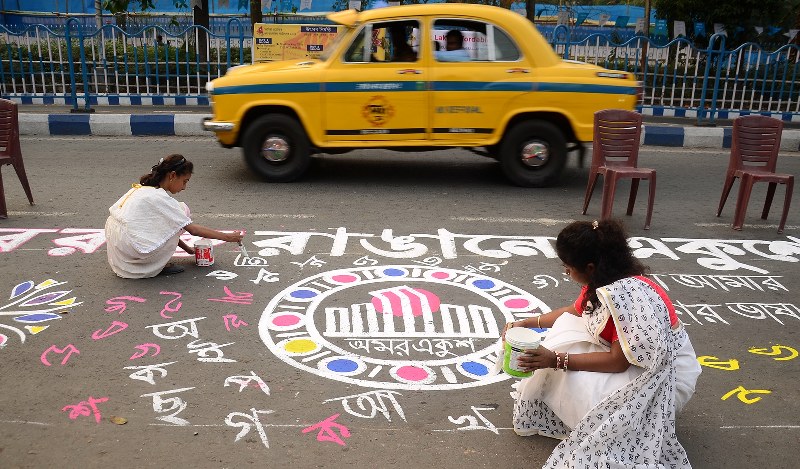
429, 18, 527, 143
322, 19, 428, 144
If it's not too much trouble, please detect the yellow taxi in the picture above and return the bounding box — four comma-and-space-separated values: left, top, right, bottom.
203, 4, 640, 187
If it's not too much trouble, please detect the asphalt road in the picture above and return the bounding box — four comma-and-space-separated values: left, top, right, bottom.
0, 136, 798, 468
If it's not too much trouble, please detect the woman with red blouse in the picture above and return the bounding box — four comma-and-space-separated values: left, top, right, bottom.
509, 219, 701, 468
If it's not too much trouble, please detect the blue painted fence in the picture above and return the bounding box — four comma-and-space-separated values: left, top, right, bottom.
1, 19, 798, 124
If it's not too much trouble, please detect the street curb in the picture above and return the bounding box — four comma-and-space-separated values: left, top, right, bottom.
18, 113, 800, 151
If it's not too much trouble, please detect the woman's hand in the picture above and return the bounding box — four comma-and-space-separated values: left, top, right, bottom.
178, 240, 195, 255
517, 346, 558, 372
225, 230, 244, 243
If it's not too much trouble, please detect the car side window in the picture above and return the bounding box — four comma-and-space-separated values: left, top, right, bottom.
492, 26, 521, 61
433, 19, 520, 63
344, 20, 420, 64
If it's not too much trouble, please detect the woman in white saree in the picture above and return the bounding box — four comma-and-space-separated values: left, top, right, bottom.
105, 154, 244, 278
508, 219, 701, 468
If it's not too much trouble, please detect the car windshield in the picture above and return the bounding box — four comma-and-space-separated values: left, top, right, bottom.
319, 27, 352, 61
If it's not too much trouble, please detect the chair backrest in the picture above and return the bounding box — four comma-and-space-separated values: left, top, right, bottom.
0, 98, 21, 161
729, 115, 783, 173
591, 109, 643, 170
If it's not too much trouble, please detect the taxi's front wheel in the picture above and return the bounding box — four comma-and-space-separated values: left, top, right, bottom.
499, 121, 566, 188
243, 115, 311, 182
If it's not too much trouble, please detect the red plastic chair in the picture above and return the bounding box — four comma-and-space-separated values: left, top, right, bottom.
582, 109, 655, 229
716, 115, 793, 234
0, 98, 34, 218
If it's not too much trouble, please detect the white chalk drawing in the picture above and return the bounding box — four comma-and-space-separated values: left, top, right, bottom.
411, 256, 443, 267
650, 274, 787, 292
463, 261, 508, 273
234, 253, 270, 267
531, 274, 562, 289
224, 371, 270, 395
258, 266, 547, 390
225, 408, 274, 448
48, 229, 106, 256
353, 255, 379, 266
323, 390, 406, 422
187, 338, 236, 363
3, 227, 800, 274
250, 268, 280, 284
447, 405, 499, 434
140, 387, 195, 426
675, 301, 800, 325
147, 317, 205, 340
0, 279, 82, 347
125, 361, 178, 385
290, 255, 327, 269
207, 270, 239, 280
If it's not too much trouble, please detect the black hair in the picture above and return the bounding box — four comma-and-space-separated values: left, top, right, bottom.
555, 219, 648, 308
139, 154, 194, 187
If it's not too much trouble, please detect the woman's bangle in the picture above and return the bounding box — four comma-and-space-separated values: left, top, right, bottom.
537, 316, 541, 329
563, 353, 570, 372
555, 352, 562, 370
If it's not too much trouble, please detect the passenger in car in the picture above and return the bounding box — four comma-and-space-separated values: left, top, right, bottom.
435, 30, 471, 62
390, 28, 417, 62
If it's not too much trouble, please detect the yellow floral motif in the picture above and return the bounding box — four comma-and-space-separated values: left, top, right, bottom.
721, 386, 772, 404
748, 345, 798, 361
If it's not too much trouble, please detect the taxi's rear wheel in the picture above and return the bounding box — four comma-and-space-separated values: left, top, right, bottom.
499, 121, 567, 187
243, 115, 311, 182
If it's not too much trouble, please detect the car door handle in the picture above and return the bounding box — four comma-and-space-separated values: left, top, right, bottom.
397, 69, 422, 74
506, 68, 530, 73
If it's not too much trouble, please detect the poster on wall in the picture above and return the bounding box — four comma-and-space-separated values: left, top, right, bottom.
252, 23, 340, 62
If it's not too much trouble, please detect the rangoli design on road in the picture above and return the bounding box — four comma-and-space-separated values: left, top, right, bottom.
0, 279, 82, 347
259, 265, 548, 390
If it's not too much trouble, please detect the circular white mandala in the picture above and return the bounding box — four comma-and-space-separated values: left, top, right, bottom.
258, 266, 549, 390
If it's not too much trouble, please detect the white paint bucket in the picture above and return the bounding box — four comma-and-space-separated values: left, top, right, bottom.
503, 327, 542, 378
194, 238, 214, 266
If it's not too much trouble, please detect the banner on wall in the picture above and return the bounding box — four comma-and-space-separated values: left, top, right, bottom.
615, 15, 629, 28
598, 13, 610, 27
694, 22, 706, 37
252, 23, 341, 62
348, 0, 360, 10
635, 18, 645, 33
654, 19, 668, 37
299, 0, 312, 11
713, 23, 726, 36
673, 20, 686, 38
575, 12, 589, 27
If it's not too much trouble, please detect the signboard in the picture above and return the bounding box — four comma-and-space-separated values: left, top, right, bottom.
253, 24, 341, 62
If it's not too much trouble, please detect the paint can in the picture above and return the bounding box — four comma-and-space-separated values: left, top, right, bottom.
194, 238, 214, 266
503, 327, 542, 378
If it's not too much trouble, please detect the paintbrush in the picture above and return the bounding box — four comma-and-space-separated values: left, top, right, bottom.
238, 241, 250, 259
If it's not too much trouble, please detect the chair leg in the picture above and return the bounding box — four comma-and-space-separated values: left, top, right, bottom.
11, 159, 34, 205
762, 182, 776, 220
717, 175, 736, 217
778, 178, 794, 234
732, 175, 755, 231
644, 173, 656, 230
601, 173, 618, 220
627, 178, 640, 215
0, 168, 7, 219
582, 173, 600, 215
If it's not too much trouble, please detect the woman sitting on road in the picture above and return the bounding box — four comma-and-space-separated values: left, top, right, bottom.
104, 154, 243, 278
507, 219, 701, 467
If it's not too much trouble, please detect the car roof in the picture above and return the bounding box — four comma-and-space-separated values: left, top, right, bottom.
329, 4, 529, 28
328, 4, 559, 65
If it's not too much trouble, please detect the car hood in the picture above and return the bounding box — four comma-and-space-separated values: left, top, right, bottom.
224, 59, 321, 77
